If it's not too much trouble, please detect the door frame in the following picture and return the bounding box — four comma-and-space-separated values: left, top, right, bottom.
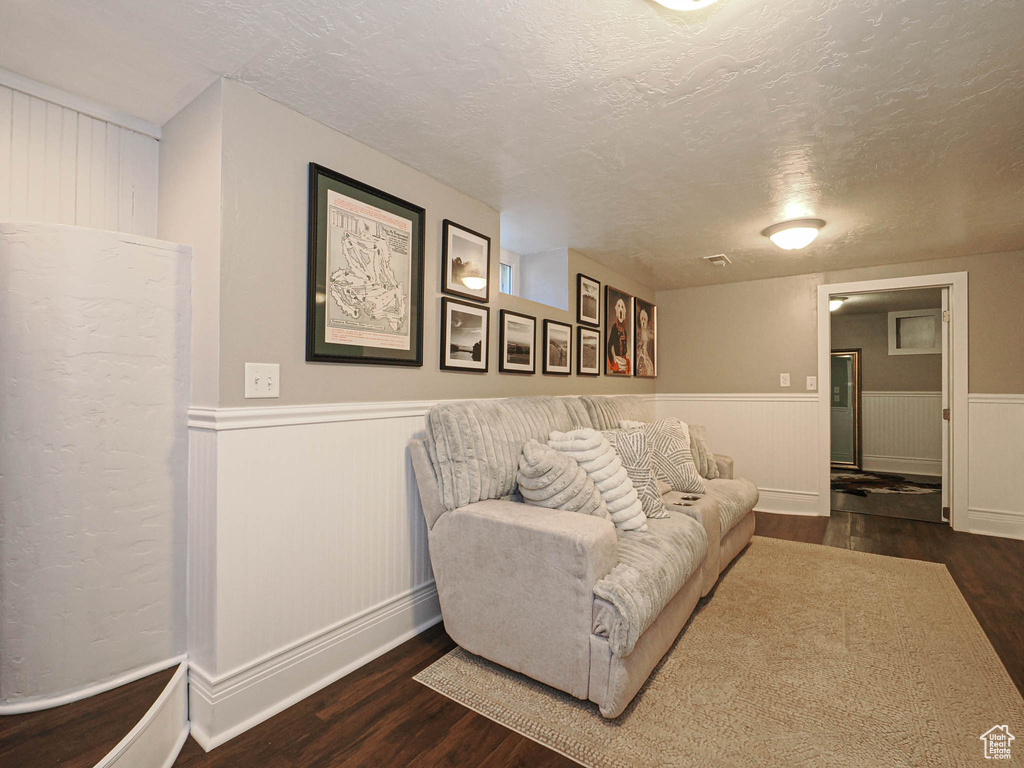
829, 349, 862, 469
816, 272, 968, 527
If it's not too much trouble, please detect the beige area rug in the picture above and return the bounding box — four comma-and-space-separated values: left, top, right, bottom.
414, 537, 1024, 767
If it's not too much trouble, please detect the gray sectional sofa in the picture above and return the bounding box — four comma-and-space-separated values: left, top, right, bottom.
408, 394, 758, 717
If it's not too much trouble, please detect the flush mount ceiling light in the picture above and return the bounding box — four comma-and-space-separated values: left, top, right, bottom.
650, 0, 719, 9
829, 296, 847, 312
761, 218, 826, 251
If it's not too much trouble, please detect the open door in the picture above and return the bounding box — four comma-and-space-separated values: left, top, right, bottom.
940, 288, 951, 523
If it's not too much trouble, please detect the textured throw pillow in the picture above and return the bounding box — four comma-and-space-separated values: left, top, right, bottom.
601, 428, 669, 519
548, 429, 648, 531
689, 424, 720, 480
619, 418, 706, 495
516, 440, 610, 519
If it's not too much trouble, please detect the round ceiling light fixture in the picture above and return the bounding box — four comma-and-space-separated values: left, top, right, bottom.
650, 0, 719, 9
761, 218, 826, 250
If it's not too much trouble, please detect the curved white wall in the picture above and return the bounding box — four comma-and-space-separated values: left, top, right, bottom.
0, 223, 189, 710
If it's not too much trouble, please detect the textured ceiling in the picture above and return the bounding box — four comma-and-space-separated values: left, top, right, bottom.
2, 0, 1023, 288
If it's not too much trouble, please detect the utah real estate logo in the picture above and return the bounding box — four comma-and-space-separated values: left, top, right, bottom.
979, 725, 1014, 760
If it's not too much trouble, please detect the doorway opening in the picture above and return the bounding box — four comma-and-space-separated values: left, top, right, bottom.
828, 289, 945, 523
816, 273, 968, 529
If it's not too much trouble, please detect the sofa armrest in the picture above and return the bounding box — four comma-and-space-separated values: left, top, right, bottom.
430, 499, 617, 699
714, 454, 734, 479
665, 495, 720, 596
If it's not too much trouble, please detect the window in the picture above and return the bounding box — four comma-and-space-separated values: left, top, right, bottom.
499, 262, 513, 295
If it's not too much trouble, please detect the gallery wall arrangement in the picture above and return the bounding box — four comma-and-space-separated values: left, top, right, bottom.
306, 165, 656, 380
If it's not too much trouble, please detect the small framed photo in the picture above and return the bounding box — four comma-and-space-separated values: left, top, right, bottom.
605, 285, 633, 376
440, 297, 489, 372
499, 310, 536, 374
634, 298, 657, 378
543, 320, 572, 375
577, 273, 601, 327
442, 220, 491, 302
577, 326, 601, 376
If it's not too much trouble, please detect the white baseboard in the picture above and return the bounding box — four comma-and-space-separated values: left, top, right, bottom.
754, 488, 824, 516
0, 654, 187, 715
188, 583, 441, 751
964, 508, 1024, 542
95, 662, 189, 768
861, 455, 942, 476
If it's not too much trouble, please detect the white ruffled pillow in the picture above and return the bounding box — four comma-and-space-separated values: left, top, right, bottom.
516, 440, 610, 519
548, 429, 648, 532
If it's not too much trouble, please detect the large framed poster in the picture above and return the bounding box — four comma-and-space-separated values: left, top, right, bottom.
604, 285, 633, 376
634, 298, 657, 378
306, 163, 425, 366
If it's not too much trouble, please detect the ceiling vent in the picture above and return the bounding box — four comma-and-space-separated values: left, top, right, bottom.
703, 254, 731, 266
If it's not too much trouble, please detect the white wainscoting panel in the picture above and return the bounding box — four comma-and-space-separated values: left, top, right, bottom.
0, 82, 158, 236
187, 403, 441, 749
861, 391, 942, 476
967, 395, 1024, 541
655, 394, 821, 515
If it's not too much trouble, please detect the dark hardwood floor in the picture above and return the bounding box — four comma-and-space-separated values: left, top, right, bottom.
0, 665, 175, 768
6, 512, 1022, 768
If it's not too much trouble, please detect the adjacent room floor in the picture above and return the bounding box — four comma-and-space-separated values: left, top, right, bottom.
830, 468, 944, 523
6, 511, 1021, 768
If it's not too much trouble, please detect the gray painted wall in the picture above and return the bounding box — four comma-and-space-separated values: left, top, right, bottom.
831, 310, 942, 392
655, 250, 1024, 395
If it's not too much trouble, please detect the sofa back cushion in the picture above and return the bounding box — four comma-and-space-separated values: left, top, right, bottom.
579, 395, 650, 430
426, 396, 592, 511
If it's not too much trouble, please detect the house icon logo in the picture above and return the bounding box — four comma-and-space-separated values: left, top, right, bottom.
979, 725, 1014, 759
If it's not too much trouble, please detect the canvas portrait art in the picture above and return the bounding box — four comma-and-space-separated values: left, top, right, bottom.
442, 220, 491, 302
604, 285, 632, 376
440, 297, 489, 371
634, 298, 656, 378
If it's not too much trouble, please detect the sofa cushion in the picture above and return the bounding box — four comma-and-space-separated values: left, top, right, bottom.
688, 424, 720, 480
548, 429, 648, 532
705, 477, 759, 535
620, 418, 707, 495
579, 395, 650, 430
601, 428, 669, 519
516, 440, 609, 519
592, 513, 707, 657
426, 396, 584, 510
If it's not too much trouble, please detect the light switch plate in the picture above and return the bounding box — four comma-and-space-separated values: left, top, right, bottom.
780, 373, 790, 387
245, 363, 280, 398
806, 376, 817, 391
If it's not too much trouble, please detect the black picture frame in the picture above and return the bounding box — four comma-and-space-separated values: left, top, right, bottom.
577, 273, 601, 326
306, 163, 425, 366
605, 285, 633, 376
634, 298, 657, 378
577, 326, 601, 376
442, 220, 491, 303
440, 297, 489, 372
542, 319, 572, 376
498, 309, 536, 374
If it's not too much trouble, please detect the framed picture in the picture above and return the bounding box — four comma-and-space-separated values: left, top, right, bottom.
306, 163, 425, 366
499, 310, 536, 374
440, 297, 489, 372
543, 320, 572, 375
634, 298, 657, 378
442, 220, 491, 302
577, 326, 601, 376
577, 273, 601, 326
605, 285, 633, 376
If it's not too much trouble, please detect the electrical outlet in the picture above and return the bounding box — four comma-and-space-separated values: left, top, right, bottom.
245, 363, 280, 398
806, 376, 817, 391
780, 373, 790, 387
